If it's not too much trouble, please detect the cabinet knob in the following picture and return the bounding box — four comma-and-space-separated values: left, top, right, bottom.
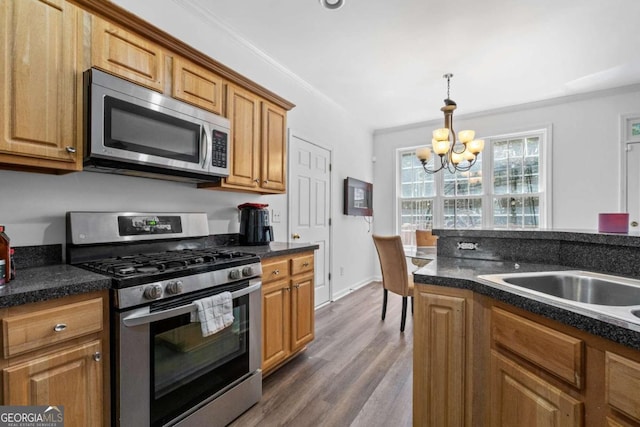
264, 180, 269, 184
93, 352, 102, 362
272, 269, 280, 275
292, 233, 300, 239
254, 178, 260, 183
285, 287, 291, 292
294, 284, 300, 289
302, 262, 309, 267
65, 146, 76, 153
53, 323, 67, 332
631, 221, 639, 227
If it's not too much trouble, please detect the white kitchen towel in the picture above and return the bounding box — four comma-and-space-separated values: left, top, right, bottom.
190, 292, 234, 337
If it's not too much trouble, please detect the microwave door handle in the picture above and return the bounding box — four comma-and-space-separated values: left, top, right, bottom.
201, 125, 210, 169
122, 282, 262, 327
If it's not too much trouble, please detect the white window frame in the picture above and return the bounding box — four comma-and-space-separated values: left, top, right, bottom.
395, 125, 553, 234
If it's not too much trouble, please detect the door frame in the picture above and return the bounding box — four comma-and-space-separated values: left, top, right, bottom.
287, 129, 334, 305
621, 113, 640, 211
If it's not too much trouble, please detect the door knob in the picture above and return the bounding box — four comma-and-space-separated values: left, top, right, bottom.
292, 233, 300, 239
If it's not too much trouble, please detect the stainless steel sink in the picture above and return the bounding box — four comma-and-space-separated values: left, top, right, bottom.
477, 270, 640, 332
501, 274, 640, 306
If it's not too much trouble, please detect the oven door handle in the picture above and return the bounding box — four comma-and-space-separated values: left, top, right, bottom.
122, 282, 262, 327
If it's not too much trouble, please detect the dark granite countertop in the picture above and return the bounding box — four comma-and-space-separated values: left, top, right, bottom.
1, 241, 317, 309
413, 256, 640, 351
232, 242, 319, 258
0, 264, 111, 308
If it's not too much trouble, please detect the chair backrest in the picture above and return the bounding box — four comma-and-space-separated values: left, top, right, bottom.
416, 229, 438, 247
372, 235, 410, 296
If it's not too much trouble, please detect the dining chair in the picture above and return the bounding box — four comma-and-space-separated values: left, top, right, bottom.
416, 229, 438, 247
372, 235, 414, 332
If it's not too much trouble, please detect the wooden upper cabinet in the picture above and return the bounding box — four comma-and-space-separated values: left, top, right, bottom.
172, 57, 224, 115
261, 101, 287, 192
91, 15, 164, 92
0, 0, 81, 170
225, 84, 261, 189
199, 85, 288, 194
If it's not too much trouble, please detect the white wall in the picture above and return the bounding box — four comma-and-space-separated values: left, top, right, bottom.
373, 85, 640, 234
0, 0, 378, 299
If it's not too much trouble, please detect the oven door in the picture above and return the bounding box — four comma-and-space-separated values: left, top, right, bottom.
115, 280, 261, 427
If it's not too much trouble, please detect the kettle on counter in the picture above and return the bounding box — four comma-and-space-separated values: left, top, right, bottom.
238, 203, 274, 245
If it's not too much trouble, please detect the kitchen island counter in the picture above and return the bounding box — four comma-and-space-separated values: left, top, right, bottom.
414, 256, 640, 351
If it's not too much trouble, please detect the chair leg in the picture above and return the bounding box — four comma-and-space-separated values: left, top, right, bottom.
401, 296, 408, 332
411, 296, 414, 315
381, 289, 388, 320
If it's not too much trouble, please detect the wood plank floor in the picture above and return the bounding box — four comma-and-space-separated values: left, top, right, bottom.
230, 281, 413, 427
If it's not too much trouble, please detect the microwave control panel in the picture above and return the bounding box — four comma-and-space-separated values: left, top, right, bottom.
211, 130, 228, 168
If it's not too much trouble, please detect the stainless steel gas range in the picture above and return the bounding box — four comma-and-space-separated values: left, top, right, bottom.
66, 212, 262, 427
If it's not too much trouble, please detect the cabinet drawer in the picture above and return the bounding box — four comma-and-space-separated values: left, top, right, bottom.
3, 298, 104, 358
262, 259, 290, 284
291, 254, 314, 276
606, 352, 640, 422
491, 307, 584, 388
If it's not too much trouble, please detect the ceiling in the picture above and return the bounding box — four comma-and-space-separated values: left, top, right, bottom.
173, 0, 640, 130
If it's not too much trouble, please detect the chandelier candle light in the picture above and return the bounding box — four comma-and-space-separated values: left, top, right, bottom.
416, 73, 484, 174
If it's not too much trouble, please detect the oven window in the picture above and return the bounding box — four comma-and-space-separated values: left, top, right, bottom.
150, 294, 250, 427
104, 96, 201, 163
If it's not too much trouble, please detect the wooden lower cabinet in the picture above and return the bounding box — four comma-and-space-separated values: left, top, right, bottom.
414, 284, 640, 427
490, 351, 583, 426
413, 288, 467, 427
0, 291, 109, 427
4, 340, 103, 426
261, 252, 315, 375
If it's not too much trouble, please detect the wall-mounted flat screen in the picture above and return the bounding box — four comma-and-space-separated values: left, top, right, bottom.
344, 177, 373, 216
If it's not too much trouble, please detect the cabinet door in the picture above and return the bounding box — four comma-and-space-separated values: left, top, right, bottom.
91, 16, 164, 92
291, 273, 314, 351
262, 279, 291, 373
605, 352, 640, 423
0, 0, 80, 169
491, 351, 583, 427
414, 290, 466, 427
3, 340, 103, 427
172, 57, 224, 115
225, 84, 260, 189
260, 101, 287, 192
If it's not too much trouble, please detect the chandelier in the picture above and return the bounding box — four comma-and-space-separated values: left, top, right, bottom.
415, 73, 484, 174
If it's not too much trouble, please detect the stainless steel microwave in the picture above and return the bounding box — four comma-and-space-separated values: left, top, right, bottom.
83, 68, 230, 182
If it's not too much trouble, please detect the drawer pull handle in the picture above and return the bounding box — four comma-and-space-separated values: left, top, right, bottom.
53, 324, 67, 332
272, 269, 280, 275
93, 352, 102, 362
302, 262, 309, 267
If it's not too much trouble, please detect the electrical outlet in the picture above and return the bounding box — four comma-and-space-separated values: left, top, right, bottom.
272, 210, 281, 223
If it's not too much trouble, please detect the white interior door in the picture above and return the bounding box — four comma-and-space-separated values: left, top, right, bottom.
626, 142, 640, 230
288, 133, 332, 306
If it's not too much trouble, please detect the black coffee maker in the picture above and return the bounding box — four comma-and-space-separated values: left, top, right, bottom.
238, 203, 274, 245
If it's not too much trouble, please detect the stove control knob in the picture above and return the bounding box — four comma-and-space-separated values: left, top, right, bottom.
229, 269, 241, 280
143, 284, 163, 300
166, 280, 184, 295
242, 266, 254, 277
